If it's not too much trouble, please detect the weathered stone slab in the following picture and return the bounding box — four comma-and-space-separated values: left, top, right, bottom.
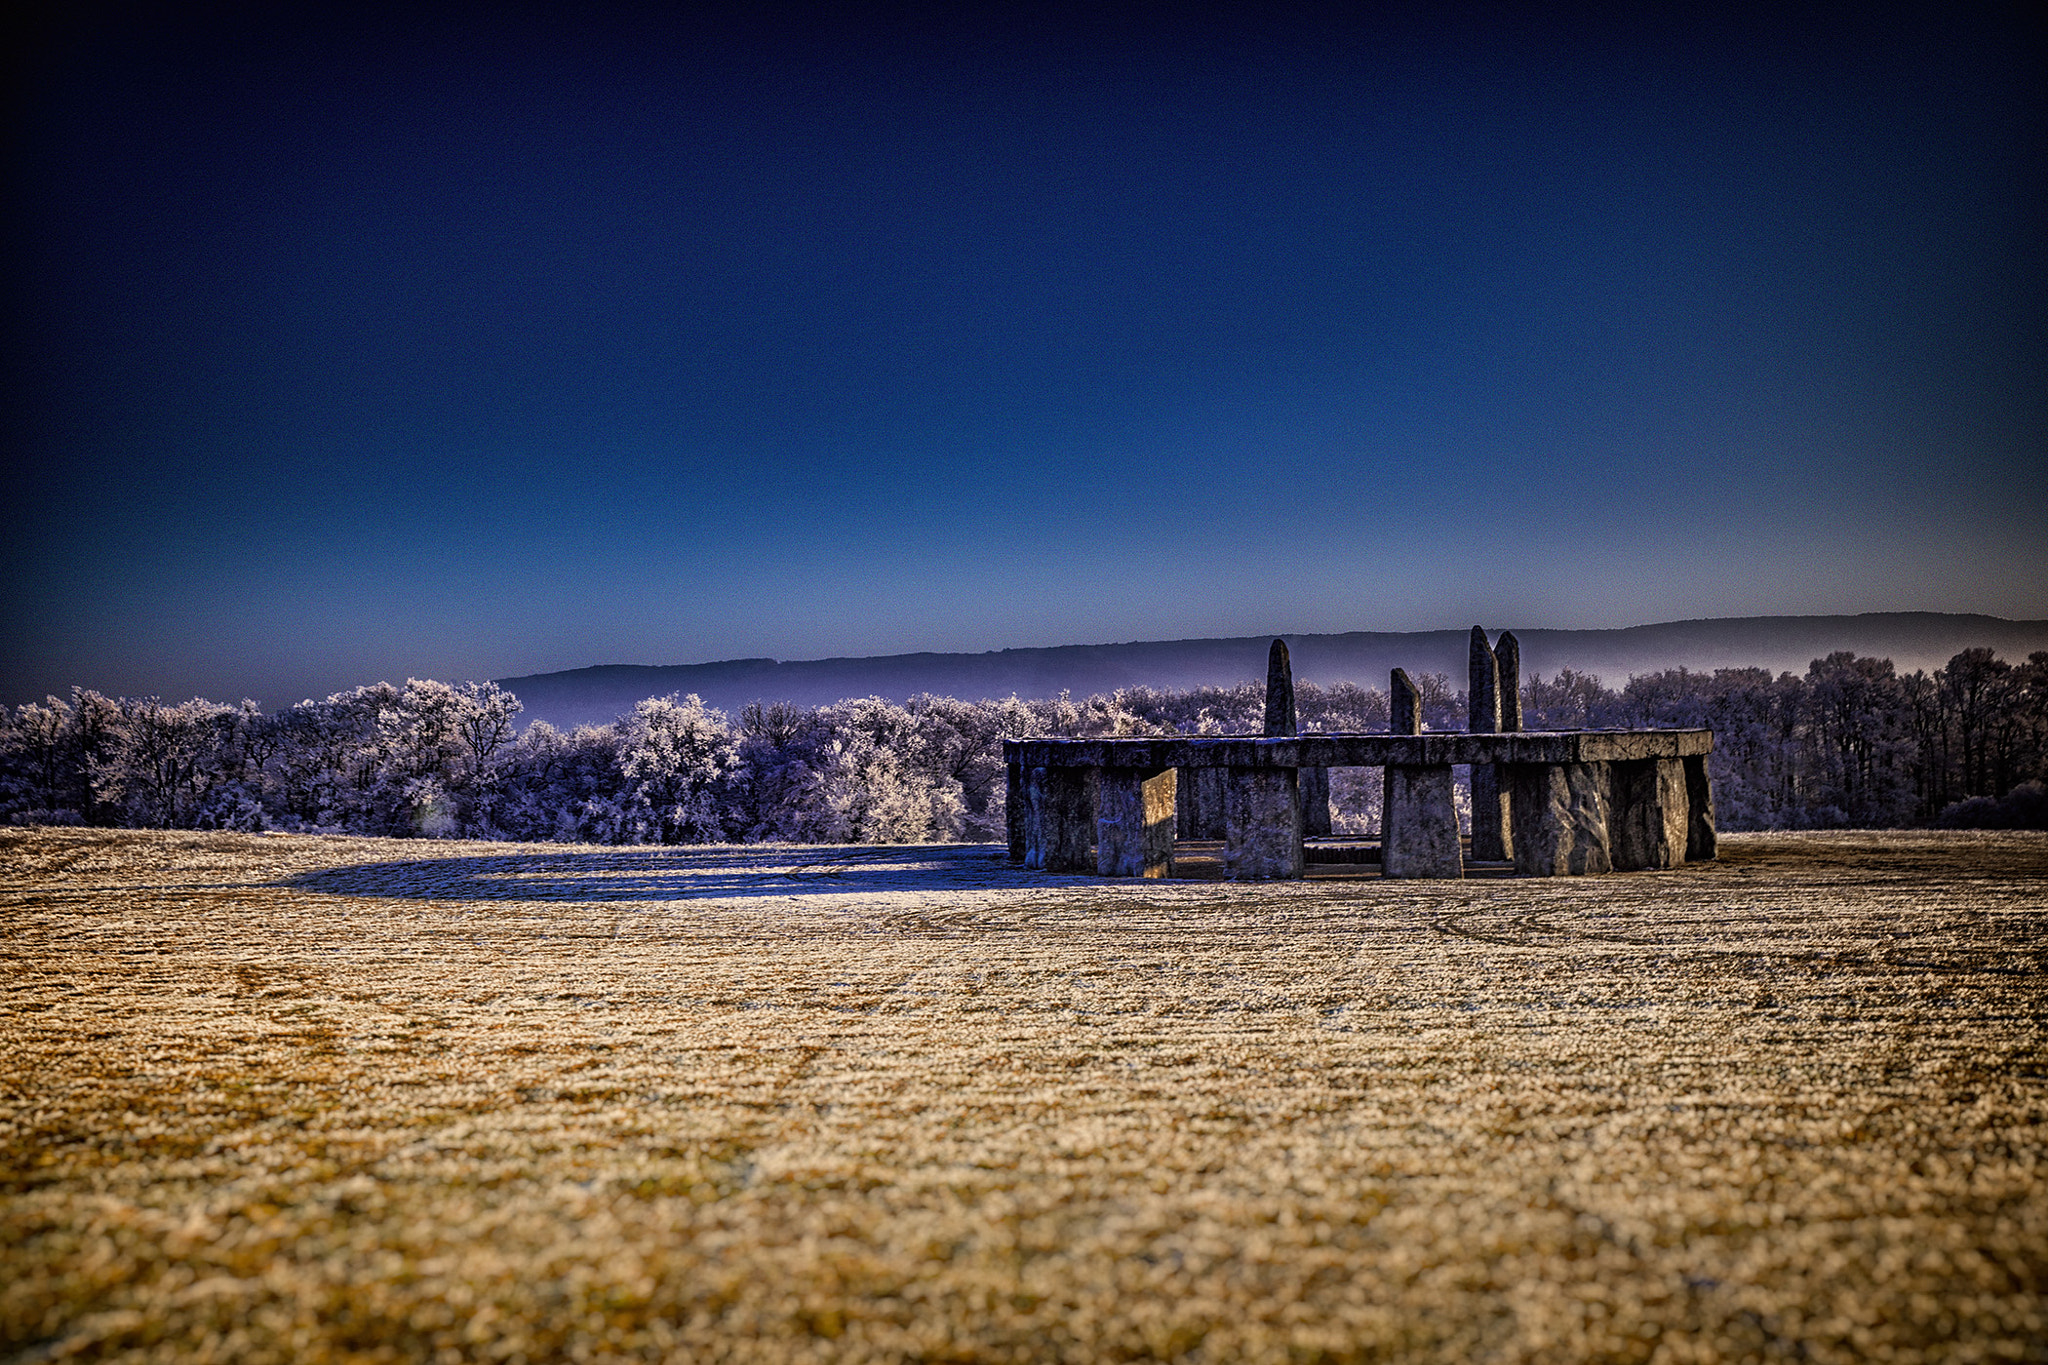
1470, 763, 1510, 862
1382, 764, 1463, 878
1026, 765, 1097, 873
1468, 627, 1500, 733
1008, 730, 1712, 772
1225, 766, 1302, 880
1496, 631, 1523, 732
1610, 757, 1687, 870
1467, 628, 1509, 860
1268, 637, 1329, 836
1685, 754, 1717, 861
1391, 669, 1421, 736
1265, 639, 1297, 736
1176, 765, 1228, 838
1098, 767, 1176, 877
1006, 760, 1026, 862
1300, 764, 1332, 836
1507, 761, 1612, 876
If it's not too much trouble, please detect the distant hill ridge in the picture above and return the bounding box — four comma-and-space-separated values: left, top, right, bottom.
497, 613, 2048, 730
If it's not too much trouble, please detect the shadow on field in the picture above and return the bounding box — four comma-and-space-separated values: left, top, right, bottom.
279, 843, 1030, 902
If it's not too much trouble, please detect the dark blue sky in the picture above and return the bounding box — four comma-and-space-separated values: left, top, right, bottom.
6, 3, 2044, 707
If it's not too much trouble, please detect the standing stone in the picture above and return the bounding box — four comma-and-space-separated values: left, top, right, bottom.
1268, 637, 1331, 836
1467, 627, 1500, 733
1225, 766, 1303, 879
1098, 767, 1177, 877
1022, 767, 1046, 869
1610, 757, 1687, 870
1264, 638, 1298, 736
1506, 762, 1612, 876
1496, 632, 1523, 732
1177, 766, 1228, 839
1684, 754, 1717, 861
1006, 760, 1026, 862
1382, 764, 1463, 878
1390, 669, 1421, 735
1027, 765, 1098, 873
1299, 765, 1332, 837
1467, 627, 1508, 861
1470, 766, 1508, 862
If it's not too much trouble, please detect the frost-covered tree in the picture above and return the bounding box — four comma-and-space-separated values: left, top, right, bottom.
608, 694, 736, 843
1, 697, 81, 824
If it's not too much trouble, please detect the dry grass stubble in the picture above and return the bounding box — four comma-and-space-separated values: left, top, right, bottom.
2, 828, 2045, 1363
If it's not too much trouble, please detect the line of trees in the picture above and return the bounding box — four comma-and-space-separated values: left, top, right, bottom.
3, 649, 2044, 841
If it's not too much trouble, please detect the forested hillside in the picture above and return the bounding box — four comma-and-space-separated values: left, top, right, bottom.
495, 614, 2048, 729
5, 649, 2044, 841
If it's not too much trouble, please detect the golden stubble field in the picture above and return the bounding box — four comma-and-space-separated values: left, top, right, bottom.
2, 828, 2045, 1365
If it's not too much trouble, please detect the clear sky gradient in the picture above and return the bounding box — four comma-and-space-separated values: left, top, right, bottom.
6, 2, 2044, 707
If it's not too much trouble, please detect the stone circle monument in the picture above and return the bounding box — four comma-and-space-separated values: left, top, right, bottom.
1003, 629, 1715, 880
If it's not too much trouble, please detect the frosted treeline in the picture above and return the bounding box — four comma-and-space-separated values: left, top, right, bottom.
4, 648, 2044, 839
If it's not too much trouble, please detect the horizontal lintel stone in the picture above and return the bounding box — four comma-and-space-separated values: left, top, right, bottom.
1005, 729, 1711, 770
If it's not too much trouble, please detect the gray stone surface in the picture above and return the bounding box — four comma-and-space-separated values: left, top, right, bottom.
1468, 627, 1500, 733
1098, 767, 1177, 877
1006, 760, 1025, 862
1299, 764, 1332, 837
1382, 764, 1463, 878
1176, 765, 1228, 839
1266, 637, 1331, 835
1225, 767, 1302, 880
1467, 629, 1508, 860
1507, 762, 1612, 876
1008, 729, 1713, 771
1470, 764, 1510, 862
1264, 639, 1297, 737
1390, 669, 1421, 736
1026, 765, 1097, 873
1685, 754, 1718, 861
1610, 757, 1688, 870
1496, 631, 1523, 732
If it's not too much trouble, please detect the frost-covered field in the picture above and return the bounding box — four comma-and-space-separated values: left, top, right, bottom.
3, 829, 2045, 1364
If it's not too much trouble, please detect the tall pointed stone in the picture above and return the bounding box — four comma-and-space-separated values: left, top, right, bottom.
1467, 627, 1508, 861
1492, 630, 1521, 860
1264, 639, 1297, 736
1384, 667, 1458, 876
1266, 638, 1329, 835
1497, 631, 1523, 732
1467, 627, 1500, 733
1390, 668, 1420, 735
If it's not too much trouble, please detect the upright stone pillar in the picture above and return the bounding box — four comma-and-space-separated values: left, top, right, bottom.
1264, 639, 1297, 736
1006, 760, 1026, 861
1496, 632, 1523, 732
1507, 762, 1612, 876
1022, 767, 1046, 869
1097, 767, 1177, 878
1492, 631, 1522, 862
1028, 765, 1098, 873
1467, 627, 1509, 862
1266, 639, 1331, 837
1225, 766, 1302, 880
1610, 758, 1687, 870
1299, 766, 1332, 838
1467, 627, 1500, 733
1176, 767, 1228, 839
1382, 764, 1463, 877
1684, 754, 1717, 861
1383, 666, 1461, 877
1390, 668, 1421, 736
